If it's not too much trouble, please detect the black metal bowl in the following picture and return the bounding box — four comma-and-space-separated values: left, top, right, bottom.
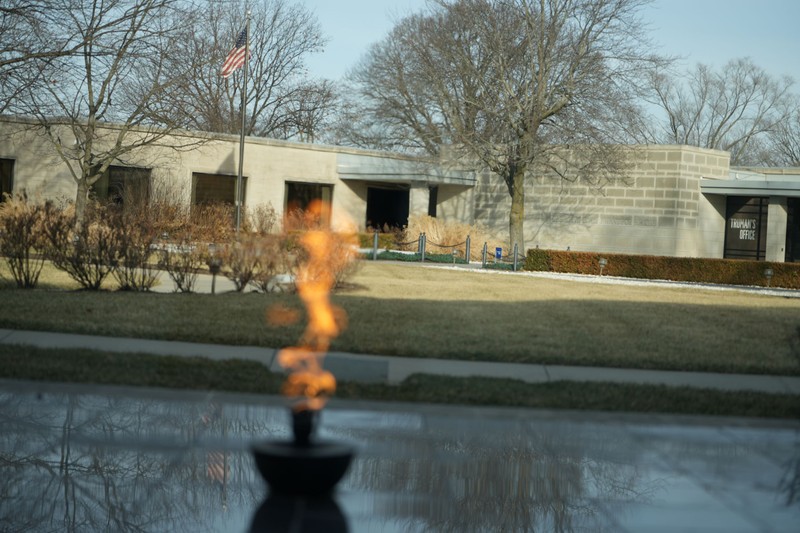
251, 440, 354, 497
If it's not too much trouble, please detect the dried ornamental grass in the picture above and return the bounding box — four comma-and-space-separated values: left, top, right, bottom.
405, 215, 503, 261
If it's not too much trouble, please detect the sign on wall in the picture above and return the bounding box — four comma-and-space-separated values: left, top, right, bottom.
724, 197, 768, 260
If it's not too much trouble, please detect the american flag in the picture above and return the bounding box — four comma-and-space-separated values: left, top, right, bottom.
220, 28, 249, 78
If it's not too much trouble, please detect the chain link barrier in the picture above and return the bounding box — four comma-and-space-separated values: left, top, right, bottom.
426, 238, 468, 248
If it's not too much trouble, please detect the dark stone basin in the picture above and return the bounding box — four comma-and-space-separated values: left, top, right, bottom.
251, 440, 354, 497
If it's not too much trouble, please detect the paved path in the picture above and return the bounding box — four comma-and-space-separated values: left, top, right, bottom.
2, 328, 799, 395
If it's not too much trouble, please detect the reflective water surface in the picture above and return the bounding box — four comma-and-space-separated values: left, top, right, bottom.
0, 381, 797, 532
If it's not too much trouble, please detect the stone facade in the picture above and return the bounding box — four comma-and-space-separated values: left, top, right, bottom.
473, 146, 731, 258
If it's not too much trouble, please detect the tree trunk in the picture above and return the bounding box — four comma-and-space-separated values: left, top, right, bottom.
74, 179, 90, 231
508, 167, 526, 256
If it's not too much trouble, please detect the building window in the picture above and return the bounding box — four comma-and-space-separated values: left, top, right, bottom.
192, 173, 247, 206
787, 199, 799, 263
428, 186, 438, 217
724, 196, 768, 261
285, 182, 332, 224
0, 159, 14, 201
91, 166, 150, 208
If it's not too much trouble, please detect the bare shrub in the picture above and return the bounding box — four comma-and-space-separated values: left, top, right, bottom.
244, 203, 278, 235
250, 234, 301, 293
216, 236, 264, 292
405, 215, 501, 261
147, 182, 190, 241
189, 203, 236, 243
42, 203, 119, 290
0, 194, 47, 288
108, 207, 161, 291
157, 242, 202, 293
284, 203, 360, 289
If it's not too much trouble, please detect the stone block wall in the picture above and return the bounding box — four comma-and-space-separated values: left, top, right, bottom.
473, 145, 730, 258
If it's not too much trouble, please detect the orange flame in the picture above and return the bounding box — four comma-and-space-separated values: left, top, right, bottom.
271, 200, 357, 412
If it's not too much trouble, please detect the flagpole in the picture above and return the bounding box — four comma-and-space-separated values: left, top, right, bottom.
235, 12, 250, 233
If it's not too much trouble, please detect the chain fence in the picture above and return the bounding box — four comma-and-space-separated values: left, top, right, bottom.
367, 230, 530, 270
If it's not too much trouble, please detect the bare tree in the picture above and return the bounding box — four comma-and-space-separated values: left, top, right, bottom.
343, 0, 662, 251
767, 106, 800, 166
648, 58, 796, 165
160, 0, 336, 141
0, 1, 86, 113
7, 0, 205, 228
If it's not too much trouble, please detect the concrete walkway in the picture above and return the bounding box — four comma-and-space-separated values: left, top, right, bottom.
2, 328, 799, 395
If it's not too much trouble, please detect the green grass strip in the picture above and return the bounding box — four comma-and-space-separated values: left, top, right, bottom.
0, 345, 797, 419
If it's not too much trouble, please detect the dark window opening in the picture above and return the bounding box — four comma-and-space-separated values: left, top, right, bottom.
787, 198, 800, 262
0, 159, 14, 201
193, 173, 247, 206
724, 196, 768, 261
192, 173, 248, 227
91, 166, 151, 209
366, 187, 409, 230
428, 186, 438, 217
285, 182, 332, 225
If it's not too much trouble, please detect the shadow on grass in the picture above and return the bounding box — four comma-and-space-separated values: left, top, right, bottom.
336, 295, 800, 376
0, 289, 797, 375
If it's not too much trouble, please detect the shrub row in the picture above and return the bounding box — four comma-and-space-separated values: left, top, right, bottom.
0, 195, 359, 292
524, 248, 800, 289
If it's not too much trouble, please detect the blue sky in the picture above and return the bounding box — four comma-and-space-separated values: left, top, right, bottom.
299, 0, 800, 84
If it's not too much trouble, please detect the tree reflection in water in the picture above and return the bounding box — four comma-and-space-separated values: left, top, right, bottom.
1, 388, 795, 532
336, 418, 664, 533
0, 391, 273, 532
780, 443, 800, 507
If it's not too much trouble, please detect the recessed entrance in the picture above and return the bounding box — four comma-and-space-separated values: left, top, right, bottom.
366, 187, 409, 230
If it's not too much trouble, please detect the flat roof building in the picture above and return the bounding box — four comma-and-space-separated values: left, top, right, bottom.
1, 116, 798, 262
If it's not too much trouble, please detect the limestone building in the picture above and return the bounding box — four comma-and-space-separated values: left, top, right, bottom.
0, 116, 798, 262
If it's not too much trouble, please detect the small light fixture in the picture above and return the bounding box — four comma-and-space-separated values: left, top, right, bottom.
207, 244, 222, 294
452, 248, 459, 264
598, 257, 608, 276
763, 267, 774, 288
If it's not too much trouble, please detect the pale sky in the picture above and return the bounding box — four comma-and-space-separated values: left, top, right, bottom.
299, 0, 800, 84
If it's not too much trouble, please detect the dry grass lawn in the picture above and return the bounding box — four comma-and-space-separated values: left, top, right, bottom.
0, 261, 798, 375
337, 263, 800, 375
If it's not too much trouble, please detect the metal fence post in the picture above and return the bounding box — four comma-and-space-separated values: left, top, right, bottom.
420, 233, 426, 262
482, 242, 487, 268
372, 230, 379, 261
465, 235, 471, 264
513, 243, 519, 271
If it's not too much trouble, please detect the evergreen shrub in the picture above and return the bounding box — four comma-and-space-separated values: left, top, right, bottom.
524, 249, 800, 289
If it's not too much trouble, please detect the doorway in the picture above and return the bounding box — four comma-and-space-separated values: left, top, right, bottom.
366, 187, 409, 230
723, 196, 768, 260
